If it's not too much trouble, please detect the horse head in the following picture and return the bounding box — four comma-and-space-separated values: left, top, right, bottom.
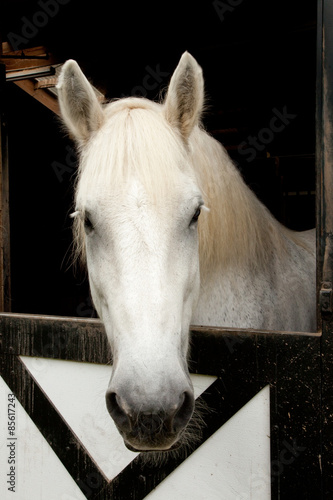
57, 52, 206, 452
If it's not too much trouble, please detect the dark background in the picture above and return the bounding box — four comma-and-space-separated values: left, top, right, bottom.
0, 0, 317, 316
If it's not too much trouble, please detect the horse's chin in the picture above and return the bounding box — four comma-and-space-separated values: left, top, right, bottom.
124, 440, 181, 453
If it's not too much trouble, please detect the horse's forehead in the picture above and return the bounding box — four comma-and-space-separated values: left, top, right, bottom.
87, 174, 200, 216
124, 175, 198, 204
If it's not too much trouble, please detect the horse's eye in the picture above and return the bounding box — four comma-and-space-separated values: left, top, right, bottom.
84, 214, 94, 233
190, 207, 201, 226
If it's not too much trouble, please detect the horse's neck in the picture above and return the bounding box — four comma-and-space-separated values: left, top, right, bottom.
193, 229, 316, 331
191, 131, 316, 330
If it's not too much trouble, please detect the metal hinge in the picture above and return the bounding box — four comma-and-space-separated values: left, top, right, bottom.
320, 281, 333, 314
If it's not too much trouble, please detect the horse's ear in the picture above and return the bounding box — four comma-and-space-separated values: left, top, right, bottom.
57, 60, 104, 143
164, 52, 204, 140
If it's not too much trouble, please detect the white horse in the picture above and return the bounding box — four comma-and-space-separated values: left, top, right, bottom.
57, 52, 316, 453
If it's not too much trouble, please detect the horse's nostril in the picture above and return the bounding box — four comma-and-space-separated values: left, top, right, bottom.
173, 391, 195, 433
106, 392, 131, 432
105, 391, 117, 414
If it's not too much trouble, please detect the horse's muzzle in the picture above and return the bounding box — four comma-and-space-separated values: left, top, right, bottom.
105, 390, 195, 451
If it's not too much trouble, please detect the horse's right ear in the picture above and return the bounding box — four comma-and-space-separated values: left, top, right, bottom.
164, 52, 204, 141
57, 60, 104, 143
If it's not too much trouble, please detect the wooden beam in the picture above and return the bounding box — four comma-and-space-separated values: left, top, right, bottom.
1, 45, 105, 116
0, 44, 57, 73
0, 65, 11, 311
6, 65, 55, 81
14, 78, 60, 115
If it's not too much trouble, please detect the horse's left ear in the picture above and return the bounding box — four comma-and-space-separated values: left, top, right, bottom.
164, 52, 204, 140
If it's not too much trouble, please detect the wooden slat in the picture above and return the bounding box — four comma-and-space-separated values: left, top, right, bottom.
316, 0, 333, 496
0, 44, 57, 72
0, 66, 11, 311
6, 65, 54, 81
0, 312, 320, 365
14, 78, 60, 115
0, 312, 110, 363
34, 76, 58, 89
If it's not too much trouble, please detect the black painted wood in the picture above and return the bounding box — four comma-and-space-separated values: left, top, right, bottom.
317, 1, 333, 497
0, 312, 323, 499
0, 313, 110, 363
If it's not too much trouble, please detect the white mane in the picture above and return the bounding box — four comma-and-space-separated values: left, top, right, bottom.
76, 98, 189, 203
188, 126, 291, 276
